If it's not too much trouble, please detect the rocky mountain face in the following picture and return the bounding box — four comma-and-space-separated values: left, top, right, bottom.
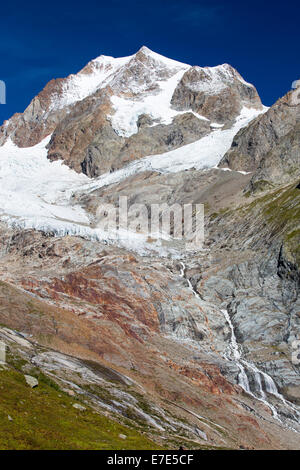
219, 89, 300, 190
0, 48, 300, 450
171, 64, 262, 123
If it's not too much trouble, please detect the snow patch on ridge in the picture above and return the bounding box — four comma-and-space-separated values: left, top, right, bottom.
138, 46, 190, 69
187, 64, 255, 95
109, 69, 190, 137
49, 54, 133, 111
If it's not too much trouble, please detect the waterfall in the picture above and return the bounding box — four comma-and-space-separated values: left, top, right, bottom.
179, 261, 300, 429
262, 374, 278, 394
261, 370, 300, 419
221, 308, 252, 394
179, 262, 198, 296
221, 309, 280, 420
237, 365, 251, 394
222, 310, 300, 425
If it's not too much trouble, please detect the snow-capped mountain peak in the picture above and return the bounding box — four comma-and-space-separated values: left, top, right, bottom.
135, 45, 190, 69
52, 47, 190, 114
0, 47, 266, 273
0, 47, 263, 161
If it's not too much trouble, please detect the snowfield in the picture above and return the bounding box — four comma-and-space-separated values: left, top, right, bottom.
0, 136, 89, 224
109, 69, 189, 137
0, 105, 265, 256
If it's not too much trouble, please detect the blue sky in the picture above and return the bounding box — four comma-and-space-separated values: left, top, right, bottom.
0, 0, 299, 124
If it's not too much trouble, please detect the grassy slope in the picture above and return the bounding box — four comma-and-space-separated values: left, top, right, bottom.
246, 183, 300, 266
263, 185, 300, 266
0, 367, 161, 450
214, 182, 300, 268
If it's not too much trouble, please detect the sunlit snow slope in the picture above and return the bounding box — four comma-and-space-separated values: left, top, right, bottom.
0, 137, 89, 226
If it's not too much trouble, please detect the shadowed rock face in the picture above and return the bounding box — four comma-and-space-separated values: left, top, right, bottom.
81, 112, 211, 176
46, 88, 118, 173
219, 90, 300, 189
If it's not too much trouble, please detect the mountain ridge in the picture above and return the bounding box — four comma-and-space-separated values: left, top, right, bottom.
0, 47, 263, 179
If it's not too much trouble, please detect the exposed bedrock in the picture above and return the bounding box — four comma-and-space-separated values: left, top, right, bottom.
219, 90, 300, 189
171, 64, 262, 124
81, 112, 211, 177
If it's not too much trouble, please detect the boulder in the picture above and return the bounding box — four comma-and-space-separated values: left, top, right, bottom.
24, 375, 38, 388
72, 403, 86, 411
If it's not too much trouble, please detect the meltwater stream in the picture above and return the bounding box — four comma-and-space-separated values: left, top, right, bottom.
221, 308, 280, 420
179, 262, 300, 430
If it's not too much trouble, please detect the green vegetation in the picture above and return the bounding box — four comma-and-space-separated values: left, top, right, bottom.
0, 368, 162, 450
238, 183, 300, 267
285, 228, 300, 267
261, 184, 300, 266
